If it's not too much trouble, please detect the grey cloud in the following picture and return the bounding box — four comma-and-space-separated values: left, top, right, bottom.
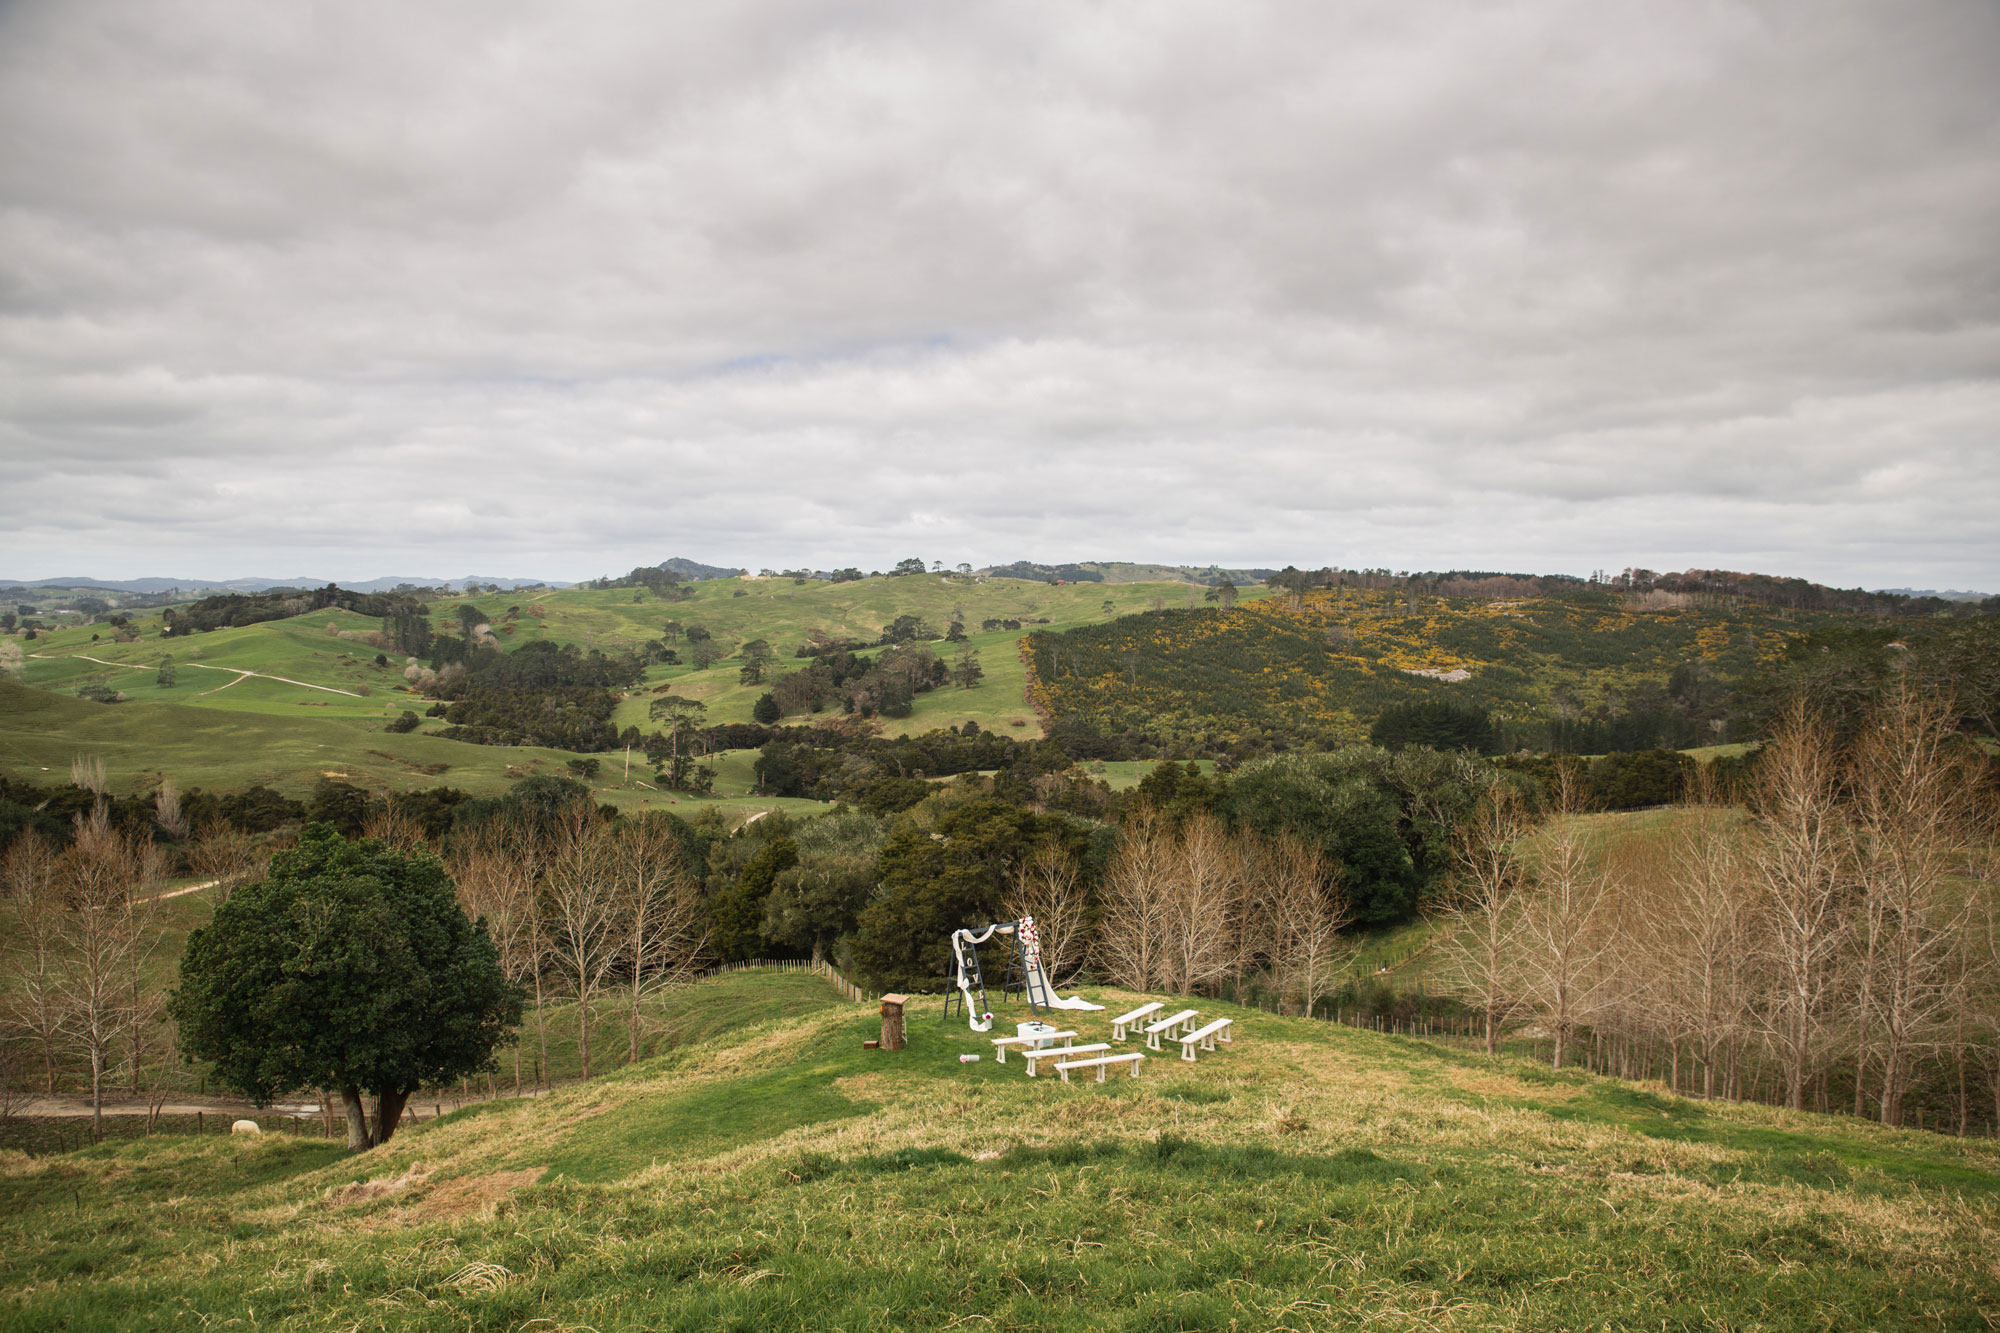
2, 0, 1997, 588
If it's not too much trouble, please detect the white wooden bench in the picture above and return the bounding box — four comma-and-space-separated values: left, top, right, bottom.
1024, 1041, 1109, 1076
991, 1031, 1076, 1064
1176, 1017, 1234, 1061
1143, 1009, 1200, 1051
1111, 1002, 1164, 1041
1054, 1052, 1145, 1084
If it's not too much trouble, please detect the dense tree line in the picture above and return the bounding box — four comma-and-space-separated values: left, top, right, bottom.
425, 640, 646, 752
763, 643, 946, 720
160, 585, 429, 637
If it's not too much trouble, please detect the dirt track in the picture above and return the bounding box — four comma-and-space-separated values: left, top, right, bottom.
30, 650, 363, 697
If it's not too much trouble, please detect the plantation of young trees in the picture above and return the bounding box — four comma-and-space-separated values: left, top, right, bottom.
1434, 684, 2000, 1131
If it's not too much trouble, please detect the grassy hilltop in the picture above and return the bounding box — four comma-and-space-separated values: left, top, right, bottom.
4, 968, 1996, 1331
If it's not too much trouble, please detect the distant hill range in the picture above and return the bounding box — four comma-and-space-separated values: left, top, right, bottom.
1873, 587, 1994, 602
655, 557, 748, 581
981, 560, 1280, 586
1, 575, 558, 595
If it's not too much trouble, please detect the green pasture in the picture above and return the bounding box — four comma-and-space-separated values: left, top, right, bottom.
459, 573, 1266, 663
0, 681, 822, 825
565, 573, 1261, 735
3, 967, 1996, 1330
3, 574, 1267, 800
1079, 758, 1218, 790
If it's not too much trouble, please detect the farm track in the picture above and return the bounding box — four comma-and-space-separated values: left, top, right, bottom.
31, 651, 363, 697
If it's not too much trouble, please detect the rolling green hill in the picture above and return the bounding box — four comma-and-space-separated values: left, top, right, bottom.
3, 968, 1995, 1330
4, 574, 1266, 804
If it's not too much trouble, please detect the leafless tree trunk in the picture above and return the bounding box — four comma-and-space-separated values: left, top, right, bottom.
1228, 832, 1275, 996
338, 1084, 371, 1150
70, 753, 107, 795
452, 825, 542, 1094
1435, 786, 1533, 1055
1004, 843, 1091, 986
186, 817, 262, 900
1657, 781, 1757, 1100
1749, 702, 1853, 1111
2, 835, 68, 1092
1159, 814, 1238, 997
52, 805, 160, 1141
1096, 806, 1175, 991
143, 1015, 180, 1134
545, 805, 621, 1079
1852, 683, 1984, 1125
1263, 834, 1351, 1018
1518, 769, 1615, 1070
152, 778, 187, 841
363, 802, 432, 854
613, 815, 709, 1064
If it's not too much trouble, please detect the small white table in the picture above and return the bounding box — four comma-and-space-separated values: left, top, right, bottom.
993, 1023, 1077, 1063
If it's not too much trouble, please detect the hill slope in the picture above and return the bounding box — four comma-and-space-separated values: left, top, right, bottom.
6, 574, 1264, 800
1026, 586, 1822, 752
4, 969, 1995, 1330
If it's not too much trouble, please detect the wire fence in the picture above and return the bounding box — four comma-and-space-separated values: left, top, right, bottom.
695, 957, 872, 1004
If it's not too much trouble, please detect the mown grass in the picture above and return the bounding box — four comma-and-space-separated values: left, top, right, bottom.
4, 968, 1996, 1330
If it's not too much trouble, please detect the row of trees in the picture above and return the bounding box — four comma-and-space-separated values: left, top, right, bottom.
1094, 812, 1352, 1018
1436, 685, 1997, 1128
3, 809, 173, 1139
0, 790, 283, 1134
445, 807, 708, 1089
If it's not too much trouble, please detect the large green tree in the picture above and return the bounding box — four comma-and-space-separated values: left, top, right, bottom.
709, 836, 798, 960
850, 798, 1073, 992
170, 826, 522, 1151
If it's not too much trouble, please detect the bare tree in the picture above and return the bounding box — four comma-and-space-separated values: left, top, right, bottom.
1656, 781, 1757, 1098
1970, 879, 2000, 1134
1227, 831, 1276, 996
612, 815, 710, 1064
453, 821, 550, 1090
1096, 806, 1176, 991
141, 1013, 183, 1134
1, 834, 68, 1092
1004, 844, 1091, 985
153, 778, 188, 841
1517, 769, 1615, 1070
70, 753, 107, 795
0, 1046, 28, 1128
1435, 786, 1534, 1055
185, 817, 264, 901
52, 805, 160, 1140
1852, 683, 1985, 1124
363, 803, 432, 855
544, 805, 622, 1079
1748, 702, 1853, 1110
1158, 814, 1238, 996
1263, 834, 1351, 1018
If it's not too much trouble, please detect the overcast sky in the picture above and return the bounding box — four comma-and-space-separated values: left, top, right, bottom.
2, 1, 1996, 589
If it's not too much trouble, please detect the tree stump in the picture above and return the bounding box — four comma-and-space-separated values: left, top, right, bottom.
880, 994, 909, 1051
